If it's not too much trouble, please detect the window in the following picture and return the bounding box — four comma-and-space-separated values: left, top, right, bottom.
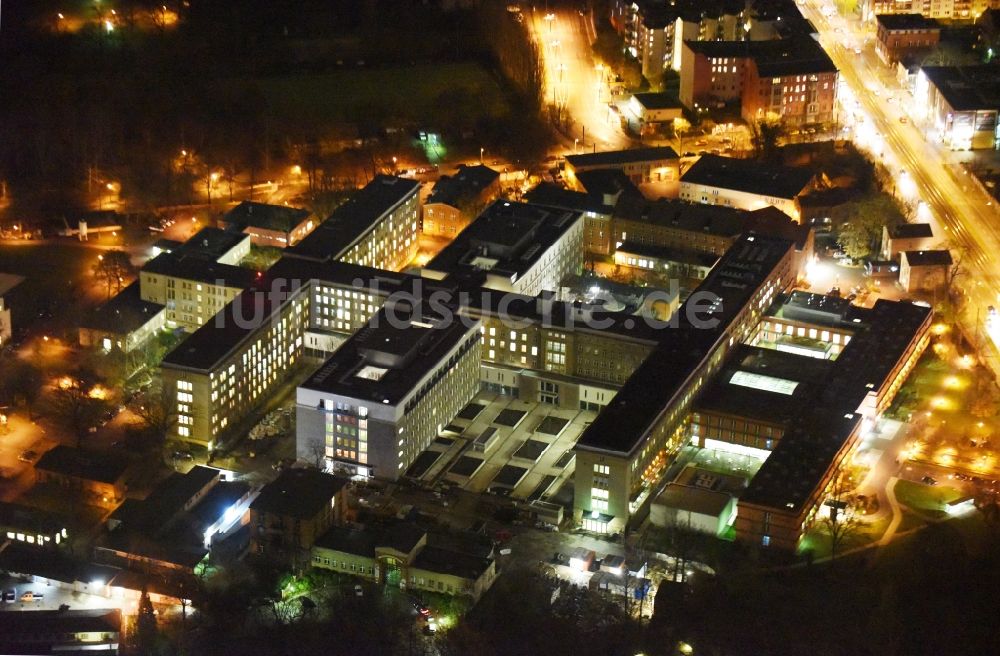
594, 464, 610, 475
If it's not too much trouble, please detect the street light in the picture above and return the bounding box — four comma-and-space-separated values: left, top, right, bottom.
480, 147, 484, 164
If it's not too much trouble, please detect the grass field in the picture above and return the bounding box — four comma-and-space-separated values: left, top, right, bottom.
249, 62, 510, 126
894, 479, 963, 518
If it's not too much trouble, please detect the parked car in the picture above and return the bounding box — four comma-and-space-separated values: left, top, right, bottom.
921, 476, 937, 486
354, 585, 364, 597
20, 591, 43, 602
2, 588, 16, 602
18, 450, 38, 463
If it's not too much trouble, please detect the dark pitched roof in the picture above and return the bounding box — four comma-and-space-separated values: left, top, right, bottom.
0, 608, 121, 636
251, 468, 348, 520
174, 227, 250, 261
287, 175, 420, 261
426, 165, 500, 207
574, 169, 643, 199
141, 252, 257, 288
35, 446, 130, 484
523, 183, 613, 215
566, 146, 678, 169
875, 13, 940, 31
223, 201, 311, 232
681, 154, 814, 200
903, 249, 952, 266
632, 92, 683, 111
888, 222, 933, 239
81, 281, 164, 334
685, 37, 837, 78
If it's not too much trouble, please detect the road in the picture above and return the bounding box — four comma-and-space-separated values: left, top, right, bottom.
801, 1, 1000, 366
526, 8, 632, 152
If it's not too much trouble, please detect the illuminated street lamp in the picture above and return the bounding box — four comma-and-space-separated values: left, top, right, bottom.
480, 147, 484, 164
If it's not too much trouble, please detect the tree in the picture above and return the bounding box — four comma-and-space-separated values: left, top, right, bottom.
673, 117, 691, 155
819, 466, 863, 560
92, 249, 134, 299
749, 117, 783, 162
46, 373, 111, 448
0, 359, 43, 420
305, 437, 326, 469
134, 585, 160, 656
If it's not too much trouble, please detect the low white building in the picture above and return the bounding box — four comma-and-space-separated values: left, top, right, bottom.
650, 483, 736, 535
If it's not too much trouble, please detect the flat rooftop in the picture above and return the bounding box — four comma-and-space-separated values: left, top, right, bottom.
921, 65, 1000, 112
251, 468, 349, 520
694, 346, 831, 423
424, 200, 580, 284
577, 234, 795, 455
286, 175, 420, 261
300, 306, 478, 406
0, 272, 25, 297
742, 299, 932, 511
565, 146, 678, 169
656, 483, 732, 517
82, 280, 164, 334
681, 154, 814, 200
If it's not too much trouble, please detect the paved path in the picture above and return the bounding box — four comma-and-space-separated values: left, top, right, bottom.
878, 477, 902, 547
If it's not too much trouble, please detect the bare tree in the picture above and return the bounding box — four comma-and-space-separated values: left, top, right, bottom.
306, 437, 326, 469
93, 249, 135, 298
819, 465, 863, 560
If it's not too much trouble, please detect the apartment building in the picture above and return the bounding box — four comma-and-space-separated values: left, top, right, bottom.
220, 201, 316, 248
287, 175, 420, 271
875, 14, 941, 65
900, 249, 954, 292
573, 234, 795, 534
422, 164, 501, 238
861, 0, 1000, 22
250, 468, 350, 565
914, 65, 1000, 150
679, 154, 816, 221
680, 37, 838, 126
612, 0, 809, 78
564, 146, 680, 185
881, 222, 935, 260
422, 200, 583, 297
296, 306, 481, 480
